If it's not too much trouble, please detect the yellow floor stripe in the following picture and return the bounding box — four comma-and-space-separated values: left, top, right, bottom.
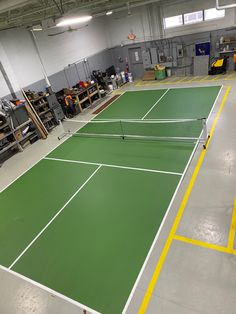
174, 234, 236, 255
188, 76, 199, 82
138, 86, 231, 314
199, 75, 209, 81
136, 77, 236, 87
228, 197, 236, 251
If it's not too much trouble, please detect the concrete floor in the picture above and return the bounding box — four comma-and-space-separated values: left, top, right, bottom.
0, 78, 235, 314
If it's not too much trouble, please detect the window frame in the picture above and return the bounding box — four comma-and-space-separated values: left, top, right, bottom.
163, 7, 226, 31
183, 10, 204, 25
164, 14, 183, 29
204, 7, 225, 21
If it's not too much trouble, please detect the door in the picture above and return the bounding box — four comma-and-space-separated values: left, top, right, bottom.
128, 47, 144, 79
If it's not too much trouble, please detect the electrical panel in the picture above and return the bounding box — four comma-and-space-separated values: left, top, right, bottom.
150, 48, 158, 64
142, 50, 152, 69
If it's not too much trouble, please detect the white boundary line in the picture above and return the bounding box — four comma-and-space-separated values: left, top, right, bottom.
67, 118, 200, 123
44, 157, 183, 176
0, 86, 223, 314
0, 92, 125, 194
9, 165, 102, 269
121, 84, 224, 313
141, 89, 170, 120
132, 83, 223, 91
93, 92, 125, 116
0, 92, 126, 314
0, 264, 101, 314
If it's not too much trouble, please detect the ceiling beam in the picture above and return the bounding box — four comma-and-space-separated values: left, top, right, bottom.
0, 0, 33, 14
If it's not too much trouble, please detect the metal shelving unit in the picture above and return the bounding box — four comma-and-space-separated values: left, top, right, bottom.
0, 113, 38, 166
24, 91, 65, 131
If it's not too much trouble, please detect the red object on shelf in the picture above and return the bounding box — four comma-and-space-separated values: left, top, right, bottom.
78, 81, 85, 88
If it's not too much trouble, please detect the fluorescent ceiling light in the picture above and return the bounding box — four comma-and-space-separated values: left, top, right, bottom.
106, 11, 113, 16
57, 16, 92, 27
32, 25, 42, 31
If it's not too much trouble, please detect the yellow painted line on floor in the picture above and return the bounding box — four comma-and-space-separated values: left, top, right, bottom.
173, 234, 236, 255
198, 75, 209, 82
113, 91, 124, 95
175, 77, 188, 83
228, 197, 236, 251
138, 86, 231, 314
212, 75, 222, 81
188, 76, 199, 82
224, 77, 236, 81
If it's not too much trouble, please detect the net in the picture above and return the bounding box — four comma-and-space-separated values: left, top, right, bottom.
59, 118, 208, 143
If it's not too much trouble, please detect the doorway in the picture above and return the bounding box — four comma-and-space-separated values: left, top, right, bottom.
128, 47, 144, 79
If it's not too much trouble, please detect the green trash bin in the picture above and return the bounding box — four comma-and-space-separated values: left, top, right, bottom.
155, 69, 166, 80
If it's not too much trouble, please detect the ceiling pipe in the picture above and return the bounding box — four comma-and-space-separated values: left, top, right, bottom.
0, 0, 32, 14
216, 0, 236, 10
93, 0, 161, 18
8, 0, 161, 22
6, 0, 74, 22
30, 30, 51, 87
0, 0, 161, 30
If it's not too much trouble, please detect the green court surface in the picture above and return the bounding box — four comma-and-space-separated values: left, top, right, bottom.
0, 86, 221, 314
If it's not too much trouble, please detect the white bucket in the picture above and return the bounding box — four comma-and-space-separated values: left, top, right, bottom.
167, 68, 171, 77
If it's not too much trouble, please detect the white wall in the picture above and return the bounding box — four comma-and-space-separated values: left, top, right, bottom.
163, 0, 236, 38
105, 0, 236, 46
0, 0, 236, 96
0, 17, 108, 93
35, 17, 108, 76
0, 41, 22, 97
105, 6, 151, 47
0, 29, 45, 89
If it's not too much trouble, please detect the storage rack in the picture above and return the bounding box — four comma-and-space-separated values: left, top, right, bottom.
26, 94, 58, 132
0, 115, 37, 166
69, 83, 101, 112
219, 40, 236, 54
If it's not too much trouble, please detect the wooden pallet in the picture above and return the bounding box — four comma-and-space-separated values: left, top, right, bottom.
142, 70, 155, 81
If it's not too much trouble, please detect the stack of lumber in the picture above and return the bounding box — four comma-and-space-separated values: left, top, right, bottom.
22, 89, 48, 139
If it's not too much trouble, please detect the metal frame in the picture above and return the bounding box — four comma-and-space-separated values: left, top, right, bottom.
216, 0, 236, 10
0, 0, 161, 31
58, 118, 209, 147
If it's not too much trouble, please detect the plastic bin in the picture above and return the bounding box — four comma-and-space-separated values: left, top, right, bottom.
155, 69, 166, 80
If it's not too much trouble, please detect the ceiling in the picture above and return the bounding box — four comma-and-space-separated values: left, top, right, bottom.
0, 0, 161, 32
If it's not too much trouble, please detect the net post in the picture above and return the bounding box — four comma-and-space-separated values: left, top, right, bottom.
119, 120, 125, 139
58, 120, 67, 140
202, 118, 210, 149
202, 118, 207, 140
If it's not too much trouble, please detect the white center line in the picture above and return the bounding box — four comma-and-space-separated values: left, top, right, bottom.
9, 165, 102, 269
141, 89, 170, 120
44, 157, 183, 176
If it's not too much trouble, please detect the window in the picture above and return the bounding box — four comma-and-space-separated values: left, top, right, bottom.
164, 15, 183, 29
204, 8, 225, 20
184, 11, 203, 24
163, 7, 225, 30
